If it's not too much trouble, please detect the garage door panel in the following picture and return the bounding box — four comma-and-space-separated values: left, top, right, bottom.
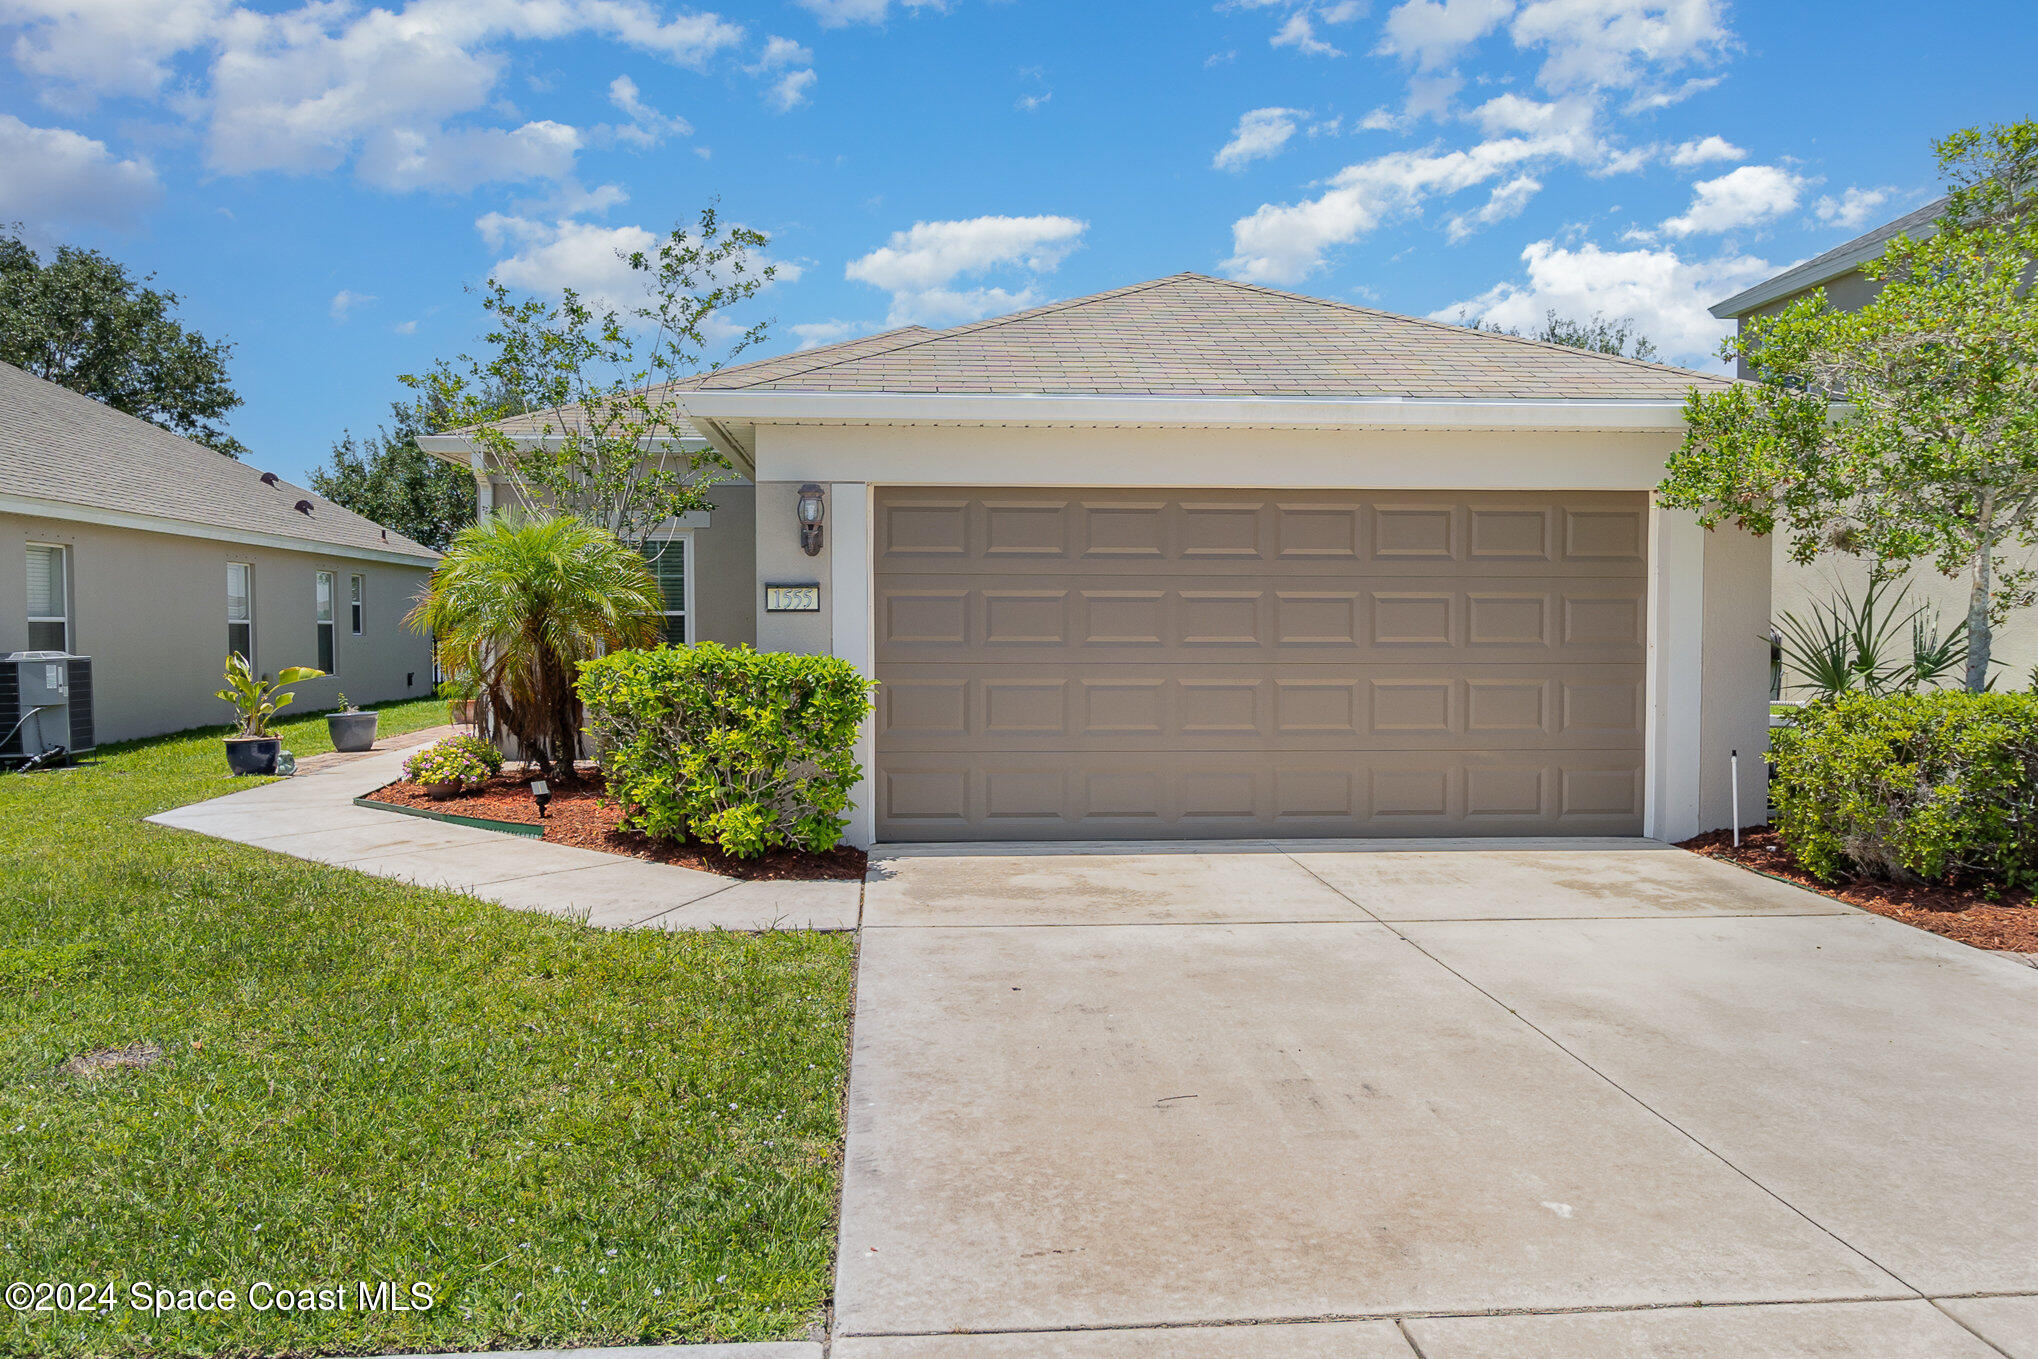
877, 490, 1649, 578
874, 488, 1647, 841
875, 664, 1646, 752
875, 577, 1649, 664
876, 749, 1647, 840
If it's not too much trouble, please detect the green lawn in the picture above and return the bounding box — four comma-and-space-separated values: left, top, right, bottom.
0, 697, 854, 1357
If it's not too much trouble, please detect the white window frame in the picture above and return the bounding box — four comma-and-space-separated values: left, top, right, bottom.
315, 570, 336, 674
349, 573, 365, 636
26, 543, 70, 653
642, 533, 694, 646
227, 560, 254, 666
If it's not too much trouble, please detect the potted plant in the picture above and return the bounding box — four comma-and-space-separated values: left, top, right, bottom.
402, 734, 503, 800
326, 693, 379, 753
217, 653, 324, 775
443, 669, 480, 728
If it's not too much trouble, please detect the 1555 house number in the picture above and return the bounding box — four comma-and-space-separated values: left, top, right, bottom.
765, 583, 820, 612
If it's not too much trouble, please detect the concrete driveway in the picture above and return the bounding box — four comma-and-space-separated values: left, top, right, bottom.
833, 839, 2038, 1357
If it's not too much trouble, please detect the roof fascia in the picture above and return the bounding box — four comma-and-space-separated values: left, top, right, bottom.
0, 493, 440, 566
667, 391, 1699, 432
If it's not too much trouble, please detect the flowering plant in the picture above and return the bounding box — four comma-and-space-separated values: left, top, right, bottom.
402, 734, 503, 789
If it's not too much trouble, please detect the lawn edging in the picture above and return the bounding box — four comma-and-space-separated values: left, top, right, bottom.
352, 792, 543, 838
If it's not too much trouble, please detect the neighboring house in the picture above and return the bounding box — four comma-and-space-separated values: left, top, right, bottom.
1710, 199, 2038, 684
424, 273, 1767, 847
0, 360, 439, 745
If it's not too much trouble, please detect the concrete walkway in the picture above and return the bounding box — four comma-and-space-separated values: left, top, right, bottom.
146, 737, 860, 931
834, 838, 2038, 1357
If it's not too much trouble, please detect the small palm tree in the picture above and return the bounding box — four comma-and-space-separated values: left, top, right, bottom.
410, 514, 663, 780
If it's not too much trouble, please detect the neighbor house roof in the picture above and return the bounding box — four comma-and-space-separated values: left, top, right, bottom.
674, 273, 1733, 400
0, 360, 439, 566
1710, 196, 1949, 320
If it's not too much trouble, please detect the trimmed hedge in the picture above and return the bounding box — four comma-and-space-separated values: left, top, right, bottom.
577, 643, 875, 858
1772, 690, 2038, 886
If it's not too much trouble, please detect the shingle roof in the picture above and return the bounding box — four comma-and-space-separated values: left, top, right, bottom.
471, 325, 936, 440
1711, 196, 1949, 319
0, 360, 439, 563
681, 273, 1733, 400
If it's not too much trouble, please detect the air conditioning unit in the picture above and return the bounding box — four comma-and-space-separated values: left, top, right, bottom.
1, 651, 95, 765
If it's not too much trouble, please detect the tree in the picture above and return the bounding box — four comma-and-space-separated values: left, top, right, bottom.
408, 204, 774, 547
1658, 120, 2038, 691
1461, 308, 1660, 361
0, 230, 246, 456
408, 515, 664, 781
311, 395, 481, 552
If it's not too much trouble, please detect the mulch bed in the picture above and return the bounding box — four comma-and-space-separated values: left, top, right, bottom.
363, 769, 866, 881
1679, 824, 2038, 954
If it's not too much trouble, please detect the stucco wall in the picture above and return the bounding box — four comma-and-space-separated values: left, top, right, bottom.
1699, 522, 1774, 833
1, 512, 434, 744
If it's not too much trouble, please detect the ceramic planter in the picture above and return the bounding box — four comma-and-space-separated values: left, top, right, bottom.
426, 781, 464, 800
224, 736, 281, 776
327, 709, 379, 752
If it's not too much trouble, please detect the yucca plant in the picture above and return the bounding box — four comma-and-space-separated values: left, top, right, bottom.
408, 514, 663, 780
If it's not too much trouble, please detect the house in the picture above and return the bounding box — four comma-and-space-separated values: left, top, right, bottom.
423, 273, 1769, 847
1711, 199, 2038, 682
0, 359, 439, 745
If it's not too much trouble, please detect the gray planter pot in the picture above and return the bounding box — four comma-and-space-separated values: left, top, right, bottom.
224, 736, 281, 776
327, 710, 379, 753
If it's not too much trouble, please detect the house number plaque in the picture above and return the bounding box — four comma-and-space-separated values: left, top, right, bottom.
765, 583, 821, 612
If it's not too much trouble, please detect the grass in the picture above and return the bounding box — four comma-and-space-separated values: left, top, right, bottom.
0, 697, 855, 1357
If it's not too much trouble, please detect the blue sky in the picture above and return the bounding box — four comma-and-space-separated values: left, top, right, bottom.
2, 0, 2032, 483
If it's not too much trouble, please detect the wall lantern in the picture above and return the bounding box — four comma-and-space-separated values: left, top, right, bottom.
797, 483, 826, 557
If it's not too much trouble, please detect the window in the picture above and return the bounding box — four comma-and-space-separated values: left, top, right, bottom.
315, 571, 336, 674
227, 561, 253, 663
640, 538, 689, 645
349, 574, 364, 635
26, 544, 69, 652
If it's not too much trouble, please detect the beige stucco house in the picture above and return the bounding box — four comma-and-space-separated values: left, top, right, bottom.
1710, 197, 2038, 685
424, 273, 1770, 848
0, 360, 439, 746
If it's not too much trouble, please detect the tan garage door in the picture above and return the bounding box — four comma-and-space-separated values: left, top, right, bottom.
873, 488, 1648, 841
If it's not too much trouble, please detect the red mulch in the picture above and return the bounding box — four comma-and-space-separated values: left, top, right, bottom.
1679, 824, 2038, 954
363, 769, 866, 881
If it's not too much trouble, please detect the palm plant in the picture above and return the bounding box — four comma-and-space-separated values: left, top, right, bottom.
409, 514, 663, 780
1775, 578, 1968, 700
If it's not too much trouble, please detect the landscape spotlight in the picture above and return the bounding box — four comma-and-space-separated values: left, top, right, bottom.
530, 778, 551, 818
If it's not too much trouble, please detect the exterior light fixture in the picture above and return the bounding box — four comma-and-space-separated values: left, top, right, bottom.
797, 483, 825, 557
530, 778, 551, 818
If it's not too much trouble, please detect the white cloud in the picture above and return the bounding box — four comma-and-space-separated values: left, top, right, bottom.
1016, 90, 1052, 112
1376, 0, 1513, 70
1814, 186, 1892, 231
766, 67, 817, 111
8, 0, 745, 192
330, 289, 375, 322
1272, 12, 1343, 56
794, 0, 947, 27
4, 0, 227, 101
356, 120, 581, 192
608, 74, 691, 146
394, 319, 419, 334
1509, 0, 1731, 95
1214, 107, 1305, 171
846, 213, 1087, 326
790, 319, 864, 349
1445, 173, 1540, 241
1437, 236, 1773, 362
0, 114, 160, 229
1224, 103, 1604, 281
1666, 134, 1743, 168
1661, 163, 1805, 236
478, 213, 661, 311
754, 35, 813, 67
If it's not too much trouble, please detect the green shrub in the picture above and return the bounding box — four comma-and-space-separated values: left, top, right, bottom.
402, 733, 504, 789
1771, 690, 2038, 886
578, 643, 876, 858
